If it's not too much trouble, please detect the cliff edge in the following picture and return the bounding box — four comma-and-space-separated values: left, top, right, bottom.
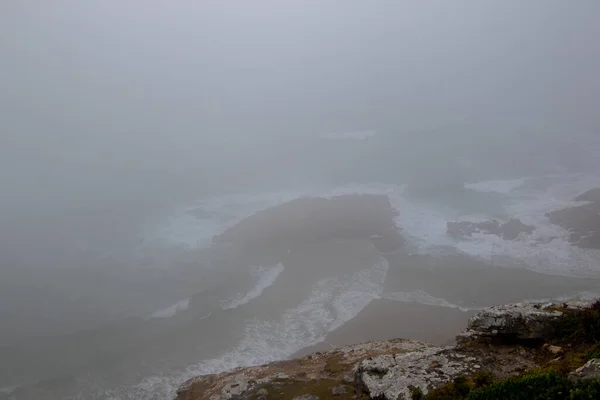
175, 299, 600, 400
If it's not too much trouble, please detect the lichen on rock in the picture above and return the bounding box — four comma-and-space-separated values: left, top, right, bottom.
456, 301, 566, 345
175, 299, 598, 400
569, 359, 600, 382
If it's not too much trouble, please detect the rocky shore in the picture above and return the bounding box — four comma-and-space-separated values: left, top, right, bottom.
175, 299, 600, 400
171, 189, 600, 400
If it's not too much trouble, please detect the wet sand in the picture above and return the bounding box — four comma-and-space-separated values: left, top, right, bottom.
294, 300, 474, 357
383, 253, 600, 307
6, 193, 600, 399
295, 249, 600, 359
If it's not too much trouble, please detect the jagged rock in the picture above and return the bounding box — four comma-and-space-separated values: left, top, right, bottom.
332, 385, 346, 395
354, 300, 592, 400
479, 220, 503, 235
175, 339, 425, 400
447, 219, 534, 240
456, 301, 565, 344
256, 388, 269, 398
222, 377, 252, 398
568, 359, 600, 382
356, 346, 477, 400
501, 218, 535, 240
293, 396, 320, 400
543, 344, 563, 355
176, 300, 596, 400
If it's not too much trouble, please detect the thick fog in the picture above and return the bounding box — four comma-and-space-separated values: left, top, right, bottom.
1, 1, 600, 398
2, 1, 599, 210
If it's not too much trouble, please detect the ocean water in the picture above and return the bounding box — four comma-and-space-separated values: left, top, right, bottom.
102, 173, 600, 399
221, 264, 285, 310
113, 258, 388, 399
5, 136, 600, 399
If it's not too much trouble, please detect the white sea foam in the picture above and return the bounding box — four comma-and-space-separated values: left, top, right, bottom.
456, 174, 600, 276
222, 263, 285, 310
144, 190, 308, 249
149, 174, 600, 276
128, 258, 388, 399
326, 258, 389, 331
148, 298, 190, 319
382, 290, 483, 312
331, 175, 600, 277
77, 175, 600, 399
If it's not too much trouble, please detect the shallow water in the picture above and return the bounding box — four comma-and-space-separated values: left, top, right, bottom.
4, 134, 600, 399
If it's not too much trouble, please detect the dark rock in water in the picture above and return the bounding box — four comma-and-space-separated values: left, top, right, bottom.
547, 192, 600, 249
447, 221, 479, 237
477, 220, 503, 236
534, 236, 559, 245
501, 218, 535, 240
447, 219, 534, 240
575, 188, 600, 203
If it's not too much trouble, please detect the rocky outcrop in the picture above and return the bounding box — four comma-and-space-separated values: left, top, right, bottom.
569, 358, 600, 382
547, 188, 600, 249
456, 301, 574, 344
447, 218, 534, 240
176, 299, 597, 400
356, 300, 581, 400
356, 346, 483, 400
175, 339, 428, 400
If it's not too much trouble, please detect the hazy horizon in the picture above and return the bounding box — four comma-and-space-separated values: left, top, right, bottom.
1, 1, 600, 398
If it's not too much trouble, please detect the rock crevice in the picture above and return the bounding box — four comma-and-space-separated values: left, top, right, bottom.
176, 299, 597, 400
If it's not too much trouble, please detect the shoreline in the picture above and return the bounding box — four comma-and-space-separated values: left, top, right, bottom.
293, 299, 474, 358
175, 299, 600, 400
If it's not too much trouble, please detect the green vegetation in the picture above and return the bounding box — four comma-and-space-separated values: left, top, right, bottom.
246, 378, 364, 400
409, 385, 424, 400
418, 371, 600, 400
552, 301, 600, 344
323, 352, 348, 374
420, 300, 600, 400
588, 344, 600, 360
538, 300, 600, 374
468, 372, 599, 400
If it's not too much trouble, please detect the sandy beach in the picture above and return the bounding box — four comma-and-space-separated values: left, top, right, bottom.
5, 191, 600, 399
